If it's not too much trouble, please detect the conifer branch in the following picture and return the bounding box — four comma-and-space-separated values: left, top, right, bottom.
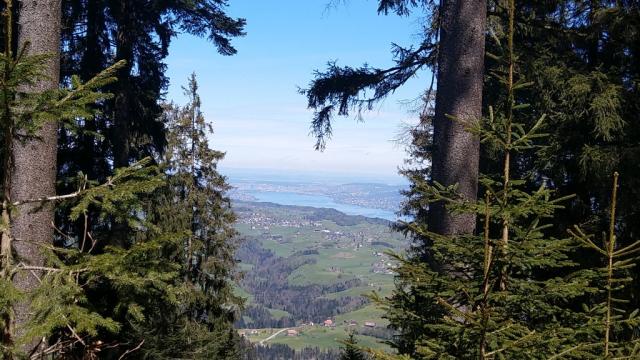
15, 265, 87, 274
498, 0, 516, 292
11, 190, 88, 206
604, 171, 620, 357
484, 330, 536, 357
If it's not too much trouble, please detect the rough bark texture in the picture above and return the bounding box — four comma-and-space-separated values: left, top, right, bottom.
11, 0, 61, 348
112, 0, 133, 169
429, 0, 486, 236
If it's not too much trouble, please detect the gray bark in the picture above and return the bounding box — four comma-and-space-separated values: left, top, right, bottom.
429, 0, 486, 236
11, 0, 61, 350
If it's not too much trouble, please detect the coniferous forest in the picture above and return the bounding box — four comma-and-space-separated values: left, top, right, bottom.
0, 0, 639, 359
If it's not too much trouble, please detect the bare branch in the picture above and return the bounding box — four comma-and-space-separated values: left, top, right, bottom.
118, 340, 145, 360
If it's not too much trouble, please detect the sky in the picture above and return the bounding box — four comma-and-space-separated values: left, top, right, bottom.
165, 0, 430, 184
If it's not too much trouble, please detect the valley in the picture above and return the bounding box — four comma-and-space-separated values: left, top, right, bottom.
232, 200, 408, 352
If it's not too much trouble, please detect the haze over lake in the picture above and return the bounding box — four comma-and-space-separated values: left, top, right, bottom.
226, 169, 406, 221
247, 190, 398, 221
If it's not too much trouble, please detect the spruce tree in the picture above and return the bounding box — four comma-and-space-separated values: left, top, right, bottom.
340, 333, 368, 360
301, 0, 486, 254
138, 73, 242, 359
568, 173, 640, 358
428, 0, 486, 239
0, 6, 204, 358
300, 0, 439, 150
0, 21, 150, 357
9, 0, 61, 348
58, 0, 246, 172
373, 1, 611, 358
55, 0, 247, 274
498, 0, 640, 313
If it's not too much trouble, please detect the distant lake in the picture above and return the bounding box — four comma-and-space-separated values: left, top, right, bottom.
248, 191, 397, 221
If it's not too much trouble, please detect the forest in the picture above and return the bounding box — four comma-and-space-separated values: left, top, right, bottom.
0, 0, 639, 359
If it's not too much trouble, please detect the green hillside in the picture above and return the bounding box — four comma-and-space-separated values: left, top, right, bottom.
233, 201, 406, 351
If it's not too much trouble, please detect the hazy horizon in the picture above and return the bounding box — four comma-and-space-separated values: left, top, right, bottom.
165, 0, 429, 182
221, 166, 410, 186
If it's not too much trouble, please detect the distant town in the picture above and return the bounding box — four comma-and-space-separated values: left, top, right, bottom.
236, 204, 399, 276
229, 180, 404, 212
232, 201, 407, 351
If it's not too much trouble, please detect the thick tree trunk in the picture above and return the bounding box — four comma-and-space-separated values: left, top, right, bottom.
113, 0, 133, 169
11, 0, 61, 350
429, 0, 486, 237
108, 0, 135, 247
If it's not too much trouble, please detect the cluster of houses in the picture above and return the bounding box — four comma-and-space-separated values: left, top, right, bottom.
282, 319, 377, 337
322, 318, 376, 329
239, 319, 378, 340
238, 329, 260, 337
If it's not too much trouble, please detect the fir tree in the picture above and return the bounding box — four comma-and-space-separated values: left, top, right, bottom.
0, 5, 199, 358
427, 0, 486, 239
8, 0, 61, 349
373, 1, 611, 358
568, 172, 640, 358
56, 0, 247, 265
300, 1, 439, 150
137, 73, 242, 359
58, 0, 246, 175
340, 333, 368, 360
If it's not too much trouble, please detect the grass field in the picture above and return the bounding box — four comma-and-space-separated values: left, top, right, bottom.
241, 324, 391, 352
266, 326, 390, 351
234, 202, 407, 352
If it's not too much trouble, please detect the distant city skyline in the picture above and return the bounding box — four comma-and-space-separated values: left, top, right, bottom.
165, 0, 429, 181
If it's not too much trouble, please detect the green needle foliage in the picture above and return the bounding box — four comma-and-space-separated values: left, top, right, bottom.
136, 73, 243, 359
1, 2, 157, 356
372, 1, 639, 359
340, 333, 368, 360
0, 31, 174, 355
1, 6, 240, 359
569, 173, 640, 359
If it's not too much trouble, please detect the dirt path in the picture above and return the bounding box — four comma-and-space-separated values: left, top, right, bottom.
259, 328, 290, 345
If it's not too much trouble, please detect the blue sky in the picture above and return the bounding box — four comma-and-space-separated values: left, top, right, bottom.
165, 0, 429, 183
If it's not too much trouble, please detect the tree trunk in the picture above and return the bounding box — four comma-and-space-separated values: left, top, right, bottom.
11, 0, 61, 351
108, 0, 134, 247
429, 0, 486, 237
112, 0, 133, 169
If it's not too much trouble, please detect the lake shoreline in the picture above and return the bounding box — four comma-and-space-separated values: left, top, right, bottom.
242, 190, 398, 221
